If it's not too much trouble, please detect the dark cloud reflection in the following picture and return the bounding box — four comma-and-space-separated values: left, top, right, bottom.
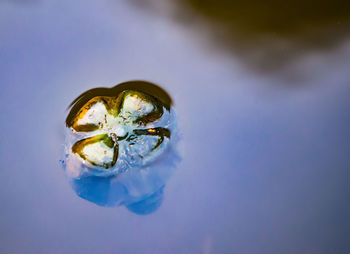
132, 0, 350, 74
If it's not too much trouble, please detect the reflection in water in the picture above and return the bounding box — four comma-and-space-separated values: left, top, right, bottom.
62, 81, 179, 214
66, 145, 179, 215
133, 0, 350, 72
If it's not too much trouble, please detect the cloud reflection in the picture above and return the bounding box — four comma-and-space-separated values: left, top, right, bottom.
131, 0, 350, 74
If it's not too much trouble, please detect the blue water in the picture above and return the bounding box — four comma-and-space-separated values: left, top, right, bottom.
1, 0, 350, 253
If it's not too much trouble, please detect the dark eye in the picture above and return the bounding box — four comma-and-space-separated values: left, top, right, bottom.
71, 134, 118, 169
117, 90, 164, 126
70, 97, 111, 132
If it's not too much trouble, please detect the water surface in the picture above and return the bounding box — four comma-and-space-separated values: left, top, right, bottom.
0, 0, 350, 253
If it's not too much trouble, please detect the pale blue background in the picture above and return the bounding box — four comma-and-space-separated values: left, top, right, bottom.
0, 0, 350, 253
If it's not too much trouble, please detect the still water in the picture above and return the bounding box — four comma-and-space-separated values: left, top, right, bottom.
0, 0, 350, 253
